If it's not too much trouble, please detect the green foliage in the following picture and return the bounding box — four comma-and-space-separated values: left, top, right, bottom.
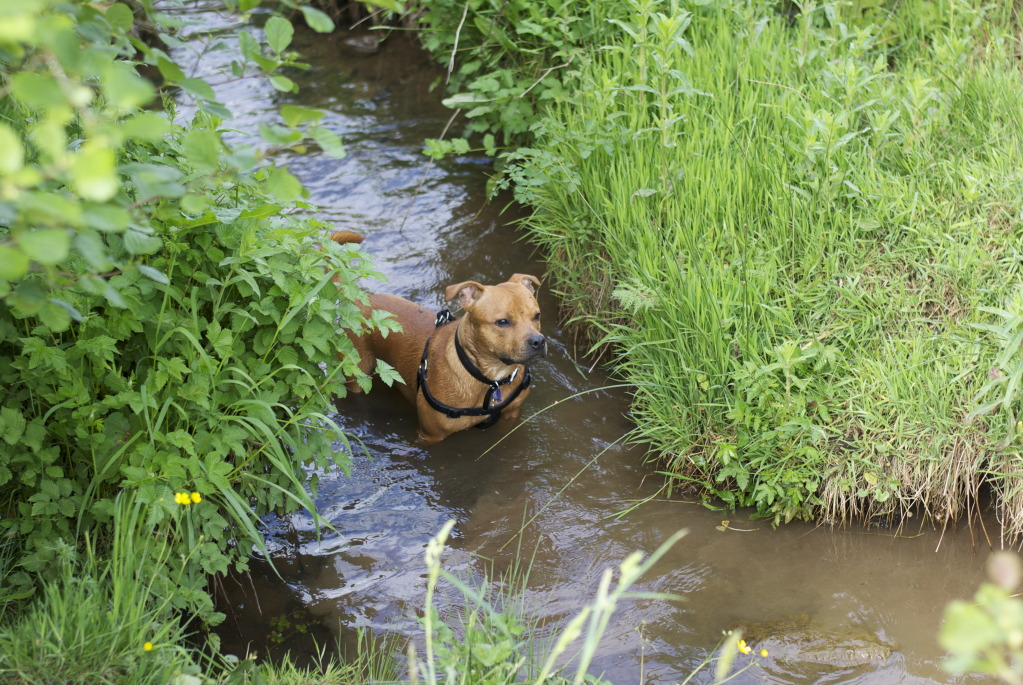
0, 495, 202, 684
0, 0, 386, 628
410, 0, 643, 146
941, 552, 1023, 684
476, 0, 1023, 527
410, 521, 692, 685
716, 342, 838, 523
967, 289, 1023, 449
218, 630, 400, 685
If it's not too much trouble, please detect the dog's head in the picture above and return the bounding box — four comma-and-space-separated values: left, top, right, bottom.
445, 274, 547, 365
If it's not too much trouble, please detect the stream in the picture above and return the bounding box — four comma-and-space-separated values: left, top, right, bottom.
180, 16, 998, 684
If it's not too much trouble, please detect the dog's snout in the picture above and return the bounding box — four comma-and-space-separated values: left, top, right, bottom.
529, 334, 547, 356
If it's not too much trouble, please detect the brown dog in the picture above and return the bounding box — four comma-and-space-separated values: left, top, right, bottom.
330, 231, 546, 445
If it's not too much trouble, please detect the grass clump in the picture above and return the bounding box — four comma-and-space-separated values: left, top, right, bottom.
498, 0, 1023, 531
0, 497, 201, 684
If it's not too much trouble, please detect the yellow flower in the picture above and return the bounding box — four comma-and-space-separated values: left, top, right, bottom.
760, 649, 769, 657
190, 491, 201, 503
174, 492, 191, 505
738, 639, 751, 655
144, 641, 153, 652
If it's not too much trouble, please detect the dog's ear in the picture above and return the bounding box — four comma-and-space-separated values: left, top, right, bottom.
445, 280, 486, 309
507, 274, 541, 295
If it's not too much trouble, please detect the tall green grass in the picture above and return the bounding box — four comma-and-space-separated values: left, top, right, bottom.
507, 0, 1023, 531
0, 496, 200, 684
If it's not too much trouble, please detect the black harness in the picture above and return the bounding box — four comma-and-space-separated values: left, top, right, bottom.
416, 309, 532, 429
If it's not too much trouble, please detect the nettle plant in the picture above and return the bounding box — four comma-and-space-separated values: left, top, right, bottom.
415, 0, 647, 162
0, 0, 397, 622
718, 341, 840, 524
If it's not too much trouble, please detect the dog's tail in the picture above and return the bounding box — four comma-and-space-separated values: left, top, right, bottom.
329, 230, 365, 245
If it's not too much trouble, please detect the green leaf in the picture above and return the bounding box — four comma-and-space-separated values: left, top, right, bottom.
102, 61, 155, 112
264, 16, 294, 53
74, 231, 113, 271
38, 300, 72, 332
939, 599, 1004, 654
156, 56, 186, 83
121, 112, 172, 142
104, 284, 126, 308
123, 228, 163, 255
299, 6, 334, 33
71, 143, 119, 202
182, 128, 221, 173
207, 321, 234, 359
0, 407, 26, 446
0, 123, 24, 173
362, 0, 404, 12
181, 194, 208, 215
104, 3, 134, 32
374, 359, 403, 387
21, 337, 68, 374
261, 166, 305, 202
238, 203, 283, 220
82, 204, 131, 232
258, 123, 302, 145
137, 264, 169, 284
0, 246, 30, 281
10, 72, 66, 109
280, 104, 325, 127
75, 334, 117, 362
441, 92, 491, 108
122, 162, 185, 199
269, 74, 297, 93
50, 298, 83, 323
238, 30, 262, 62
18, 229, 70, 265
179, 77, 217, 101
308, 126, 345, 158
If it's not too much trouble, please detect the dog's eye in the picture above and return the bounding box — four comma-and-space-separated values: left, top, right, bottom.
533, 312, 541, 322
495, 318, 511, 327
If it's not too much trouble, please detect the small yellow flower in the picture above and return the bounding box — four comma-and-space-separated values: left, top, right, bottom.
760, 649, 769, 657
144, 641, 153, 652
190, 491, 201, 503
738, 639, 751, 655
174, 492, 191, 505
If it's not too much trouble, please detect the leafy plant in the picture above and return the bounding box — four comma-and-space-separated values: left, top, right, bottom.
941, 551, 1023, 684
0, 0, 394, 628
410, 0, 646, 148
0, 494, 201, 684
715, 341, 839, 523
966, 288, 1023, 449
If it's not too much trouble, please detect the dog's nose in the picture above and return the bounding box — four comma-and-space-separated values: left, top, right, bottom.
528, 334, 547, 356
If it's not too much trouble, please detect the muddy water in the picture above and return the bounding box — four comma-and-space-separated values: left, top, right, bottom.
191, 21, 997, 684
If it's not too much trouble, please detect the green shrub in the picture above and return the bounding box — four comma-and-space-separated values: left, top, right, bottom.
0, 0, 397, 626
